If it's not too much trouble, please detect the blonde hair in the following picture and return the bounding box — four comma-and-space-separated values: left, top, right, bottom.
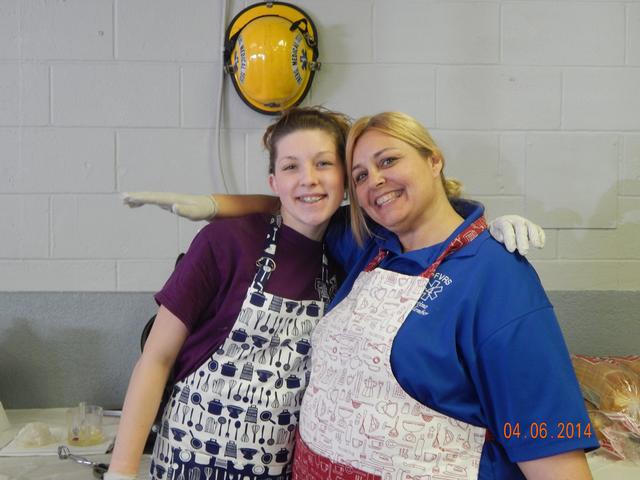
345, 111, 463, 245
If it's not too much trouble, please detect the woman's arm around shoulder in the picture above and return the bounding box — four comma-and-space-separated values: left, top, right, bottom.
518, 450, 593, 480
213, 194, 279, 218
107, 306, 189, 476
122, 191, 279, 221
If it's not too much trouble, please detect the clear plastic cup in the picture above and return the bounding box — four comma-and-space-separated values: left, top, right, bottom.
67, 403, 104, 446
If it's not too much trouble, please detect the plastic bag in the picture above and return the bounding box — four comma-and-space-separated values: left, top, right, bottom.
599, 417, 640, 463
572, 355, 640, 424
613, 355, 640, 377
574, 355, 640, 462
14, 422, 57, 447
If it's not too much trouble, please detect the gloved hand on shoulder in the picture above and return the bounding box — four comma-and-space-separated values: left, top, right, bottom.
489, 215, 545, 255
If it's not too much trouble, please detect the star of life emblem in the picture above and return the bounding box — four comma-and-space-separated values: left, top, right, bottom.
412, 276, 450, 316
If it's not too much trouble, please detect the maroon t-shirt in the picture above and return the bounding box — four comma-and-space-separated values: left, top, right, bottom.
155, 214, 328, 381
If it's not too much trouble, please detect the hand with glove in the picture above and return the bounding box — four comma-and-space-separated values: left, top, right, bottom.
122, 192, 219, 221
122, 192, 279, 220
489, 214, 546, 256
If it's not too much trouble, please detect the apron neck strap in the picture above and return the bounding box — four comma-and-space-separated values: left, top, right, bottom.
315, 249, 331, 304
251, 216, 281, 293
252, 216, 332, 303
364, 217, 488, 280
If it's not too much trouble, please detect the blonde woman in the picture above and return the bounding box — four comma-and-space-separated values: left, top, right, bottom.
292, 112, 597, 479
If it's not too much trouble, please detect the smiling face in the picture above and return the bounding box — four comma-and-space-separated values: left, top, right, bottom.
269, 128, 346, 240
350, 129, 444, 242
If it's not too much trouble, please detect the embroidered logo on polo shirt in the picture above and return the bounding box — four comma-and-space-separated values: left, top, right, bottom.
412, 272, 453, 316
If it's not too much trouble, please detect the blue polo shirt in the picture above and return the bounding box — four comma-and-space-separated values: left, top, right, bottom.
325, 200, 599, 479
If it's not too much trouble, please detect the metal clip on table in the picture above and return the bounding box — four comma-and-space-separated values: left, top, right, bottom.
58, 445, 109, 479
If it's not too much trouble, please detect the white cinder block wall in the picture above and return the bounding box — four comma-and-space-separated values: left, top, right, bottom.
1, 0, 640, 292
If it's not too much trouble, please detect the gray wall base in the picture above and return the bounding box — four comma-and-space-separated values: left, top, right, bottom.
1, 292, 638, 409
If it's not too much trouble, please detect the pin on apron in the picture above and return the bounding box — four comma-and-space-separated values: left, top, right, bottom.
295, 218, 488, 480
152, 216, 331, 480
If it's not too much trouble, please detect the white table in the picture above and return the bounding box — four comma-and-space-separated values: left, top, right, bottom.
0, 409, 638, 479
587, 450, 640, 480
0, 453, 152, 479
0, 409, 151, 480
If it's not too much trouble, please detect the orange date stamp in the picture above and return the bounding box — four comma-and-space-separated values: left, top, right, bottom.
502, 421, 593, 440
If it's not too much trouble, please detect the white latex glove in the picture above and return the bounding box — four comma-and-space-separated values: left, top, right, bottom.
122, 192, 218, 221
488, 215, 546, 255
104, 472, 137, 480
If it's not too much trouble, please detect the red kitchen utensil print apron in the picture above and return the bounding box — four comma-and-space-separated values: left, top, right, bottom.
294, 218, 488, 479
151, 216, 330, 480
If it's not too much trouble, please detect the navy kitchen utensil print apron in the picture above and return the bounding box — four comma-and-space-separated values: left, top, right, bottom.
151, 217, 330, 480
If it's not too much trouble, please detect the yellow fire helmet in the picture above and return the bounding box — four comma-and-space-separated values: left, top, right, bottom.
224, 1, 320, 115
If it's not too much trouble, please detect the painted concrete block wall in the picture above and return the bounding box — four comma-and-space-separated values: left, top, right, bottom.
1, 0, 639, 292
